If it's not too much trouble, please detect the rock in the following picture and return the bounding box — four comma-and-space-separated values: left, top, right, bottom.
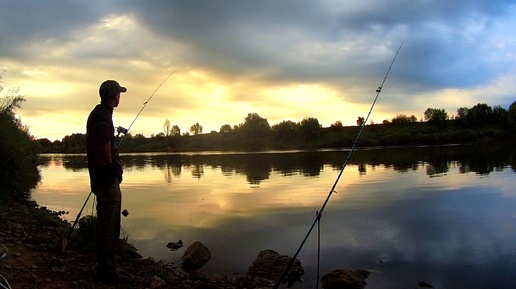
116, 239, 143, 259
0, 243, 8, 259
418, 281, 434, 288
181, 241, 211, 271
55, 237, 67, 253
150, 275, 166, 288
320, 269, 370, 289
188, 270, 208, 280
166, 239, 183, 251
246, 249, 304, 283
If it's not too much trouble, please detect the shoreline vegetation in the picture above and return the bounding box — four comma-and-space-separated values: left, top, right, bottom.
36, 105, 516, 154
1, 90, 516, 288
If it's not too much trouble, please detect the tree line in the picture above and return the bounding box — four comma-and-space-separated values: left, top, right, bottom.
35, 101, 516, 153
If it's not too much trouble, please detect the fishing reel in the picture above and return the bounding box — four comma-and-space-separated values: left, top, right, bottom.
116, 126, 128, 136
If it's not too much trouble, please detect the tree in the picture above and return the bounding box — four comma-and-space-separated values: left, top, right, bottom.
300, 117, 321, 141
509, 101, 516, 121
1, 71, 40, 201
424, 108, 448, 128
242, 113, 270, 136
171, 125, 181, 136
35, 138, 53, 151
61, 133, 86, 153
163, 119, 171, 136
492, 105, 509, 125
238, 113, 271, 149
272, 120, 299, 143
392, 114, 418, 124
331, 120, 343, 128
190, 122, 203, 135
456, 107, 469, 119
468, 103, 492, 126
356, 117, 365, 126
219, 124, 232, 134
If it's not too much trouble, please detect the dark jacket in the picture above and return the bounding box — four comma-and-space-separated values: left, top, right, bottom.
86, 103, 123, 190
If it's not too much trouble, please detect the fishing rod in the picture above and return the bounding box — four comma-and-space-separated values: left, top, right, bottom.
117, 70, 175, 148
65, 70, 175, 242
273, 43, 403, 289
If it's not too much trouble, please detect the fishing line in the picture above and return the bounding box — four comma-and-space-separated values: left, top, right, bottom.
273, 43, 403, 289
66, 70, 175, 242
117, 70, 175, 148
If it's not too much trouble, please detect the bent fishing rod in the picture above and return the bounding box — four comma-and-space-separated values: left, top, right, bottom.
273, 43, 403, 289
66, 70, 175, 241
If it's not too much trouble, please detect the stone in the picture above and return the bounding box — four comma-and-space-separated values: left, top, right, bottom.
150, 275, 166, 288
181, 241, 211, 271
0, 243, 8, 259
166, 239, 183, 251
55, 237, 67, 253
418, 281, 434, 288
320, 269, 370, 289
246, 249, 304, 283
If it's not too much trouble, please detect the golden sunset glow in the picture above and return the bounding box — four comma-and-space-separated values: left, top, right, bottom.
1, 2, 515, 141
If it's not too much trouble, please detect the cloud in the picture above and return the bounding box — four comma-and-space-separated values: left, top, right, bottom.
1, 0, 515, 140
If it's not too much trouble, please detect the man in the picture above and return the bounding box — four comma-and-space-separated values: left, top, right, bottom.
86, 80, 129, 283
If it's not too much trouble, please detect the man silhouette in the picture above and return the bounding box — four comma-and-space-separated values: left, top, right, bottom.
86, 80, 129, 283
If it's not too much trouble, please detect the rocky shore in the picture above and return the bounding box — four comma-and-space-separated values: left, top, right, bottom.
0, 200, 371, 289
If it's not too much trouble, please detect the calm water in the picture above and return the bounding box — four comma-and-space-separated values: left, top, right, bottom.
32, 142, 516, 289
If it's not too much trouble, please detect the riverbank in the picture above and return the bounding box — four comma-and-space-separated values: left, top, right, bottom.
0, 199, 278, 289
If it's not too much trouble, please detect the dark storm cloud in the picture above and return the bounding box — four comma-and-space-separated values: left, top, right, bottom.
2, 0, 514, 88
123, 0, 515, 91
0, 1, 98, 60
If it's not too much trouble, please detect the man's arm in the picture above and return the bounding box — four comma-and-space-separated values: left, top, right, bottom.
95, 141, 112, 166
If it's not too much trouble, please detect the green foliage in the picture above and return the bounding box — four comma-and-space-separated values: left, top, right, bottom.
0, 88, 40, 202
219, 124, 232, 134
509, 101, 516, 121
70, 215, 97, 252
469, 103, 492, 125
61, 133, 86, 153
171, 125, 181, 136
272, 120, 300, 147
242, 113, 270, 135
240, 113, 271, 149
300, 117, 321, 141
392, 114, 419, 124
455, 103, 510, 128
190, 122, 203, 135
424, 108, 448, 128
163, 119, 171, 136
36, 100, 516, 154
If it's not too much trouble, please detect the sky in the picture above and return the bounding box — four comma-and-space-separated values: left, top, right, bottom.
1, 0, 515, 141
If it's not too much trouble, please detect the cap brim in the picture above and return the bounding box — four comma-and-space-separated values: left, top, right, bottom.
119, 86, 127, 93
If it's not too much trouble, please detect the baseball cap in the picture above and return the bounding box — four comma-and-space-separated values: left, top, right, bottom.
99, 80, 127, 99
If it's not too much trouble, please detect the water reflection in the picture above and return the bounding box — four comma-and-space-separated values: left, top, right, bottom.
41, 142, 516, 184
33, 142, 516, 289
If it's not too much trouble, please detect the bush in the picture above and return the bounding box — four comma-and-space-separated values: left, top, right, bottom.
70, 215, 97, 252
0, 95, 40, 203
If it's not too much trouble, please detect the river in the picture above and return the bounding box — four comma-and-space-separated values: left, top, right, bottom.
32, 142, 516, 289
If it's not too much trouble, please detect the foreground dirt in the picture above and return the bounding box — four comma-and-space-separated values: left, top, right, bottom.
0, 199, 274, 289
